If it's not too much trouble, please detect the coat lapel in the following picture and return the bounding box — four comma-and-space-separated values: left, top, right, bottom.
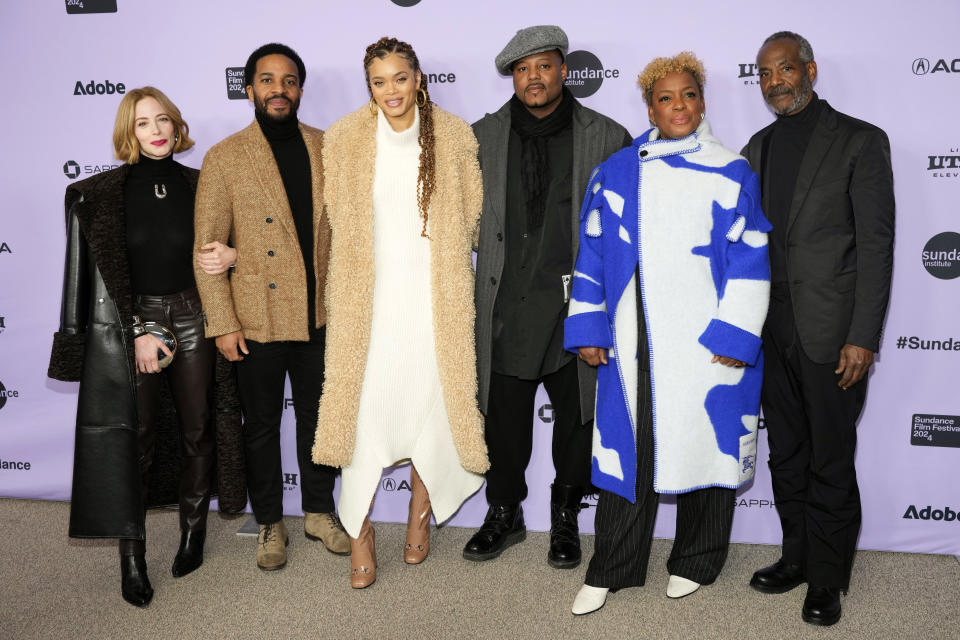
486, 103, 510, 230
301, 125, 324, 235
240, 121, 298, 242
571, 100, 598, 260
786, 104, 839, 236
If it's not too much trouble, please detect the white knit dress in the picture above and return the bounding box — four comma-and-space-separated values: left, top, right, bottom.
337, 108, 484, 538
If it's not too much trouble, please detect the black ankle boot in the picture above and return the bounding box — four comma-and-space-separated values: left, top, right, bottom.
462, 504, 526, 561
548, 484, 583, 569
120, 553, 154, 607
171, 529, 206, 578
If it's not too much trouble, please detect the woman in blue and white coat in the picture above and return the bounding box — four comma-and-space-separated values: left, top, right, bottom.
565, 53, 771, 615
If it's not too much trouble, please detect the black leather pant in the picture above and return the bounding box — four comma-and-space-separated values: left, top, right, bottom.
119, 287, 216, 556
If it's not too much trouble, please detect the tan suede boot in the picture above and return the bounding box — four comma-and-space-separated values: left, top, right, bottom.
350, 516, 376, 589
304, 511, 350, 555
256, 520, 288, 571
404, 465, 432, 564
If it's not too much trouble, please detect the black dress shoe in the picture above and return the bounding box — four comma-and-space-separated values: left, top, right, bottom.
802, 585, 842, 626
120, 554, 154, 607
171, 529, 206, 578
462, 504, 526, 561
749, 559, 805, 593
548, 484, 584, 569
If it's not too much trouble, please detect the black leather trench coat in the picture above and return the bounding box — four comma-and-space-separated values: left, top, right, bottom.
48, 164, 246, 539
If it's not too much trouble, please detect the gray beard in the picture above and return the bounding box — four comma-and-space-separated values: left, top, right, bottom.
771, 76, 813, 116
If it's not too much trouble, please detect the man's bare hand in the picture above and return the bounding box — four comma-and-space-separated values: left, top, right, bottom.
835, 344, 873, 390
197, 241, 237, 275
216, 330, 249, 362
578, 347, 608, 367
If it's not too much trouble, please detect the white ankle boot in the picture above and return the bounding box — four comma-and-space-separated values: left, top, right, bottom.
666, 574, 700, 598
572, 584, 610, 615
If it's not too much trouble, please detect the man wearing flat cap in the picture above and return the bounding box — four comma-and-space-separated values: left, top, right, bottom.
465, 24, 631, 568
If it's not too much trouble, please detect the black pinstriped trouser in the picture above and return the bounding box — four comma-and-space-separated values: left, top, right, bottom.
585, 369, 737, 589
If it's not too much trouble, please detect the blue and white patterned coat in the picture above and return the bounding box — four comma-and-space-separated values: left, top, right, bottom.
564, 120, 771, 502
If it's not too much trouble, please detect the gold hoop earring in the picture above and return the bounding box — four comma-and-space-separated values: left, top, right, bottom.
416, 88, 427, 107
369, 99, 378, 116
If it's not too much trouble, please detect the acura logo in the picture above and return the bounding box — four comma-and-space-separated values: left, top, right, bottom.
913, 58, 931, 75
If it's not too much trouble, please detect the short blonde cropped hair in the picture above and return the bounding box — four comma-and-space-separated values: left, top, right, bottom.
637, 52, 706, 106
112, 86, 194, 164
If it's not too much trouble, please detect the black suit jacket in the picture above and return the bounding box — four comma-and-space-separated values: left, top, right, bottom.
742, 100, 895, 363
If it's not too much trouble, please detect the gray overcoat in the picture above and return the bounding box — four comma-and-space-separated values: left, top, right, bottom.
473, 98, 631, 424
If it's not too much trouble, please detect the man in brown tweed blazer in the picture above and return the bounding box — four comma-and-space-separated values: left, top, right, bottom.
194, 42, 349, 571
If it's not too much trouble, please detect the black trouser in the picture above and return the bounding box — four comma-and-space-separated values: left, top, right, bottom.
235, 326, 338, 524
761, 294, 866, 589
586, 369, 735, 588
483, 359, 591, 504
121, 287, 216, 556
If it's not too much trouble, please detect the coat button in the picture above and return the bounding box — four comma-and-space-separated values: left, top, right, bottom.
266, 217, 273, 223
639, 150, 648, 157
496, 232, 503, 241
267, 250, 275, 256
97, 298, 104, 304
490, 277, 497, 285
269, 282, 277, 289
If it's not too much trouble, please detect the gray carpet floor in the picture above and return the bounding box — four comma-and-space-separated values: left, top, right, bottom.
1, 498, 956, 639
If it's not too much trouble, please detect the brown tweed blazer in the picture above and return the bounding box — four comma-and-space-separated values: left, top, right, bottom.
194, 120, 329, 342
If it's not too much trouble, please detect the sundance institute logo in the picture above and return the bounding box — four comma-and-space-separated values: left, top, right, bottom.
565, 50, 620, 98
922, 232, 960, 279
390, 0, 422, 5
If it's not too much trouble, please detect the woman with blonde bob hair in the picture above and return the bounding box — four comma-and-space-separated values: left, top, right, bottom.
565, 52, 771, 614
48, 86, 242, 607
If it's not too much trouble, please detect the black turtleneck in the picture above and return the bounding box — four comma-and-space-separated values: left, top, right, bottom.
255, 110, 316, 327
766, 93, 823, 285
125, 154, 195, 295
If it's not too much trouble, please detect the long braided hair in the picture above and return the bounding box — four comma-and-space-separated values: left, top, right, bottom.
364, 37, 435, 239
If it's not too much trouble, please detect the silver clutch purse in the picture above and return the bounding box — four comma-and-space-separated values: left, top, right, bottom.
143, 322, 178, 368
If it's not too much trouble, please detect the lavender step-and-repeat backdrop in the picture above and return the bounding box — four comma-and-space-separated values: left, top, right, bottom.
1, 1, 958, 555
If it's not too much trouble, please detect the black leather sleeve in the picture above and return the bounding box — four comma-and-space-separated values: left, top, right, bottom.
48, 202, 89, 381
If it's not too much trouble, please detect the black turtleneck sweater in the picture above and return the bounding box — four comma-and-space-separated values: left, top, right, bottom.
125, 154, 195, 295
256, 111, 316, 328
766, 93, 823, 285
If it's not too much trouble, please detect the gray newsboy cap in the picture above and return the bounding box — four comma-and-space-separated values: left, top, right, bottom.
495, 25, 569, 75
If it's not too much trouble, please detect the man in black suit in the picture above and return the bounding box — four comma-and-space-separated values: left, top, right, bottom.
741, 31, 895, 626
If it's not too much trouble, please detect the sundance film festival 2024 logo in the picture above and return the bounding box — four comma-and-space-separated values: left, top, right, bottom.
65, 0, 116, 13
911, 414, 960, 448
921, 232, 960, 279
226, 68, 247, 100
564, 51, 620, 98
0, 380, 19, 410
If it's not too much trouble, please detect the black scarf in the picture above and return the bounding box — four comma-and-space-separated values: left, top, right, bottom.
510, 86, 574, 229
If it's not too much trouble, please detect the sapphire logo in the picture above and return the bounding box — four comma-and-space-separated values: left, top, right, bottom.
65, 0, 117, 13
922, 232, 960, 279
74, 80, 126, 96
0, 242, 11, 255
912, 57, 960, 75
564, 50, 619, 98
736, 498, 776, 509
0, 380, 19, 410
537, 403, 554, 423
903, 504, 959, 522
63, 160, 81, 179
226, 68, 246, 100
62, 160, 121, 179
